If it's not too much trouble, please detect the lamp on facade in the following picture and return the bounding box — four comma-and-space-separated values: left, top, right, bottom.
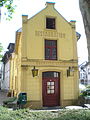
32, 66, 38, 77
67, 66, 74, 77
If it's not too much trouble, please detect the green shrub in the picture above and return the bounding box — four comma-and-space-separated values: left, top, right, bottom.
52, 109, 90, 120
80, 89, 90, 97
3, 97, 17, 104
10, 109, 56, 120
1, 106, 90, 120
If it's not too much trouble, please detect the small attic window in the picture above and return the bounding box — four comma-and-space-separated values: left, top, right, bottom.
46, 18, 56, 29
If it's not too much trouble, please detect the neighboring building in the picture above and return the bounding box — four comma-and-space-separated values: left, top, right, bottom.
10, 2, 80, 108
1, 43, 15, 90
79, 61, 90, 85
0, 69, 2, 89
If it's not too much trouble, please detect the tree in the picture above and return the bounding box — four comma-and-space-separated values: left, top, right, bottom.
0, 0, 16, 20
79, 0, 90, 62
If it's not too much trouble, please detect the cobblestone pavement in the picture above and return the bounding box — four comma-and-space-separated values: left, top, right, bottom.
0, 90, 8, 105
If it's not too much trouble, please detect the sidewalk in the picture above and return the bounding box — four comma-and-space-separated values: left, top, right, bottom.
0, 90, 8, 105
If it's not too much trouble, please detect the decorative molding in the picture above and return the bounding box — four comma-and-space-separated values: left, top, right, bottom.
21, 60, 78, 68
21, 65, 28, 71
35, 30, 66, 38
21, 58, 78, 62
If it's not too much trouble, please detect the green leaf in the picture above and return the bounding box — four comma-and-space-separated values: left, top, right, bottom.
0, 0, 16, 20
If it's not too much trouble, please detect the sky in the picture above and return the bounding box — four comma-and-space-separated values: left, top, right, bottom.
0, 0, 88, 65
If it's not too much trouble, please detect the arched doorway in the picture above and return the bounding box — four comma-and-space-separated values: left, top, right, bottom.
42, 71, 60, 107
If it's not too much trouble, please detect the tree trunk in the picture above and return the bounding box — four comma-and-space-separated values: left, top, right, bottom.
79, 0, 90, 62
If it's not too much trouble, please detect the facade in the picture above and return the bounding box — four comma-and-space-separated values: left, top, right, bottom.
10, 2, 80, 108
1, 43, 15, 90
79, 61, 90, 85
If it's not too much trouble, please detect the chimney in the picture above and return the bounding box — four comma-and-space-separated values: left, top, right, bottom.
70, 20, 76, 29
46, 2, 55, 8
22, 15, 28, 23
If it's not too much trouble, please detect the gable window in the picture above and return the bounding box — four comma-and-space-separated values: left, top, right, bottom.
46, 18, 56, 29
45, 40, 57, 60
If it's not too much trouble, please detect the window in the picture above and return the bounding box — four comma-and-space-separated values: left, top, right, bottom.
42, 71, 59, 78
88, 68, 90, 74
81, 80, 84, 84
47, 81, 55, 94
45, 40, 57, 60
46, 18, 55, 29
0, 73, 1, 79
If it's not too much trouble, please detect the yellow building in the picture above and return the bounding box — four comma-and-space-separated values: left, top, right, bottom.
10, 2, 80, 108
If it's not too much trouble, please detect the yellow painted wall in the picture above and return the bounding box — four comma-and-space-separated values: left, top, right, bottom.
15, 32, 22, 95
11, 2, 79, 108
10, 32, 22, 96
20, 62, 79, 102
9, 53, 15, 91
21, 4, 77, 61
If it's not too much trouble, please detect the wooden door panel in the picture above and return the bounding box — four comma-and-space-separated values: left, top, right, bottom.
42, 72, 60, 107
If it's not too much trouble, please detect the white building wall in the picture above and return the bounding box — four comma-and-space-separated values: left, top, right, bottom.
87, 65, 90, 85
1, 63, 4, 89
1, 61, 10, 90
79, 62, 90, 86
0, 69, 2, 89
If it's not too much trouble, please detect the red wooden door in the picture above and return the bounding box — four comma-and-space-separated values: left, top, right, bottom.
42, 72, 60, 107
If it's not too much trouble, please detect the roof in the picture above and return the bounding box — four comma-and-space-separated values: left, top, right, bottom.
7, 43, 15, 49
76, 32, 81, 41
80, 62, 90, 70
46, 2, 55, 5
16, 28, 22, 32
2, 51, 11, 63
2, 43, 15, 63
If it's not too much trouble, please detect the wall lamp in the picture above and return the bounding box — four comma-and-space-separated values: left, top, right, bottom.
67, 66, 74, 77
32, 66, 38, 77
